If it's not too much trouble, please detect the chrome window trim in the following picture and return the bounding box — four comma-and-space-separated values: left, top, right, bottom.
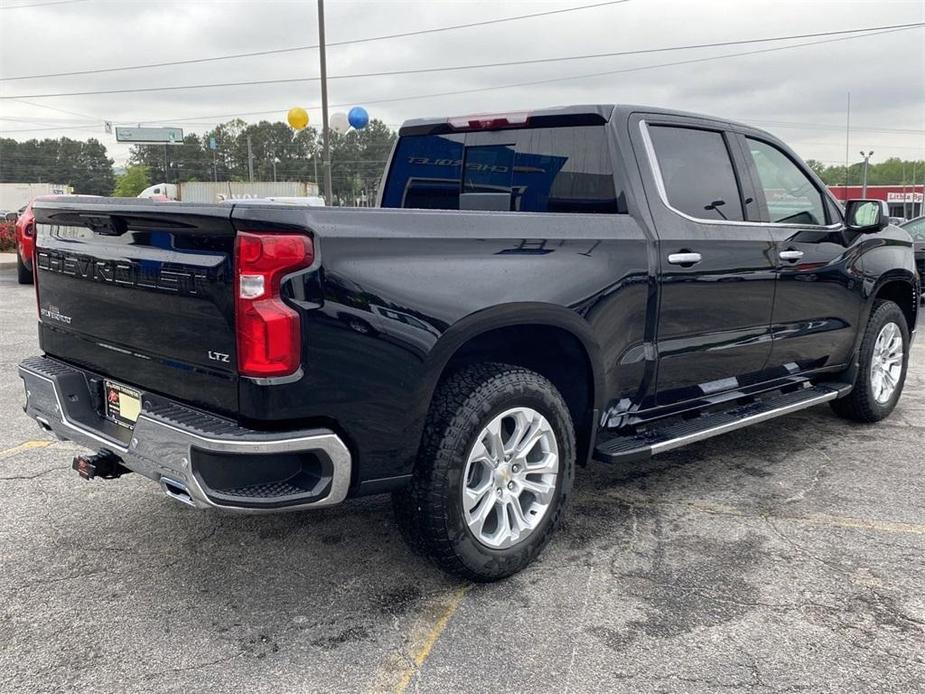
639, 120, 842, 232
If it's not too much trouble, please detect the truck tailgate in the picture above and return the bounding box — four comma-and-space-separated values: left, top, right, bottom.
33, 198, 238, 415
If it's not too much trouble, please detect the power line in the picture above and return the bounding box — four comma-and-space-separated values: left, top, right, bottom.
4, 97, 98, 120
3, 21, 923, 100
0, 0, 631, 82
2, 26, 922, 137
0, 0, 88, 9
135, 24, 925, 132
0, 124, 102, 133
0, 115, 93, 123
750, 119, 925, 135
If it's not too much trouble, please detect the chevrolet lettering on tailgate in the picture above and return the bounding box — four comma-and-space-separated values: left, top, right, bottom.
36, 249, 209, 296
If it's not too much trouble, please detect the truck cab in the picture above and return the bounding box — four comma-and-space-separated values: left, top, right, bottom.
136, 183, 179, 200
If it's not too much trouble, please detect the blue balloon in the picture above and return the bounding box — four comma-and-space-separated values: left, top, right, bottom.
348, 106, 369, 130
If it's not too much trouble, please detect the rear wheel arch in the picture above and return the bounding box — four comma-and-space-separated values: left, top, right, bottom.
424, 305, 605, 465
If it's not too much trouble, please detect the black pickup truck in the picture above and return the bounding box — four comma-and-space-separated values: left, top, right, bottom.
19, 105, 919, 581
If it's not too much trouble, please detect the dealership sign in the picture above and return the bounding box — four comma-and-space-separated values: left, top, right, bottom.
887, 192, 924, 203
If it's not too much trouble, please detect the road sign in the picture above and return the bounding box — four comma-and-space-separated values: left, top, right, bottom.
115, 126, 184, 144
208, 137, 217, 150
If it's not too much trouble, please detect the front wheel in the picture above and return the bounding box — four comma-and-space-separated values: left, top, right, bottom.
393, 363, 575, 581
830, 300, 909, 422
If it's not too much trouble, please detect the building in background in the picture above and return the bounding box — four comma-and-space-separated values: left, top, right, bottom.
136, 181, 320, 203
829, 184, 924, 220
0, 183, 73, 212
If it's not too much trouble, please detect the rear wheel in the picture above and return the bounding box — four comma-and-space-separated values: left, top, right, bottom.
393, 363, 575, 581
830, 300, 909, 422
16, 253, 33, 285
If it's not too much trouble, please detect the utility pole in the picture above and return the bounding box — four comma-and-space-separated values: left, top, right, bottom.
318, 0, 333, 204
909, 161, 917, 218
843, 91, 850, 202
859, 150, 873, 197
247, 135, 255, 183
272, 156, 278, 183
919, 162, 925, 215
163, 144, 169, 184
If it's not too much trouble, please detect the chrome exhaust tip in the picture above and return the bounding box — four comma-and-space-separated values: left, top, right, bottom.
160, 477, 196, 507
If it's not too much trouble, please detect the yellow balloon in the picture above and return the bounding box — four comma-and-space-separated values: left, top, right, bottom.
287, 107, 309, 130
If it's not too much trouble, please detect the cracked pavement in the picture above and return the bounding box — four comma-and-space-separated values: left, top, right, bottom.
1, 270, 923, 693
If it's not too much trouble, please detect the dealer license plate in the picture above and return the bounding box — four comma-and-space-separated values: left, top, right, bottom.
103, 380, 142, 429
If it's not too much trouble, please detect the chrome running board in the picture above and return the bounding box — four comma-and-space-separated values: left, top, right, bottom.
594, 384, 850, 464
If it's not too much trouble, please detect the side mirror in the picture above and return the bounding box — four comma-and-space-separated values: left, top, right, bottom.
845, 199, 889, 233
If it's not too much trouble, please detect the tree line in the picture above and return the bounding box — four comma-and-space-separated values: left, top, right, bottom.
0, 137, 115, 196
1, 118, 396, 203
805, 157, 925, 188
2, 128, 921, 202
124, 118, 396, 203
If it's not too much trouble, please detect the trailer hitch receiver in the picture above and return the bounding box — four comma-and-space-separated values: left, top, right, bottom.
72, 450, 131, 480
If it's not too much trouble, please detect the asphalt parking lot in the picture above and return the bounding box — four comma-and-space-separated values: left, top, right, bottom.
1, 269, 923, 694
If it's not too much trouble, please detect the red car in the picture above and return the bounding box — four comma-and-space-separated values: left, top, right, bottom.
15, 195, 101, 284
14, 199, 37, 284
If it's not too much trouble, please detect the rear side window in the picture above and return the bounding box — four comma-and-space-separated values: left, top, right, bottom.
746, 138, 826, 225
381, 126, 621, 213
648, 125, 744, 222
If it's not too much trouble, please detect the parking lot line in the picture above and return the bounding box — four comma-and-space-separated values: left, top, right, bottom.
595, 490, 925, 536
0, 440, 51, 461
381, 584, 470, 693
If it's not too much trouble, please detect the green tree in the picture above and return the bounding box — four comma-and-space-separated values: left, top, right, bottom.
804, 159, 827, 178
803, 157, 925, 187
77, 139, 116, 195
112, 165, 151, 197
0, 137, 114, 193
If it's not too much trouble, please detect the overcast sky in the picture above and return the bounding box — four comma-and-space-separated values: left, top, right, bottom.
0, 0, 923, 171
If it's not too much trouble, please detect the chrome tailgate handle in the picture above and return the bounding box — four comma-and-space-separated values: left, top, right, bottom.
667, 252, 702, 266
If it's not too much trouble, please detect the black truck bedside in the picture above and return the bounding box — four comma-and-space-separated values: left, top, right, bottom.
19, 105, 919, 581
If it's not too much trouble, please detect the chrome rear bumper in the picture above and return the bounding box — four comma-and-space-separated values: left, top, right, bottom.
18, 355, 352, 513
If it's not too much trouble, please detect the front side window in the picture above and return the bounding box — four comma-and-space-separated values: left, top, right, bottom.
648, 125, 744, 222
747, 138, 826, 225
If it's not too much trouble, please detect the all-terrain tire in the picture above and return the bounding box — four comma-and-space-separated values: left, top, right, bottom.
830, 300, 909, 423
392, 362, 576, 581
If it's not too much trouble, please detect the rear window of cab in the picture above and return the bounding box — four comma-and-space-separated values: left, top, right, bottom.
380, 125, 623, 214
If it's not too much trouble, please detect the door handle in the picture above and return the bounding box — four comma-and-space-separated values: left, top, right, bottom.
779, 249, 804, 262
667, 252, 702, 266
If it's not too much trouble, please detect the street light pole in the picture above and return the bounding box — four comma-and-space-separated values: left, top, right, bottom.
317, 0, 334, 204
246, 135, 255, 183
859, 150, 874, 198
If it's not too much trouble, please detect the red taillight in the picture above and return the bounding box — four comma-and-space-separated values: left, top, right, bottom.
234, 231, 314, 378
447, 112, 529, 131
